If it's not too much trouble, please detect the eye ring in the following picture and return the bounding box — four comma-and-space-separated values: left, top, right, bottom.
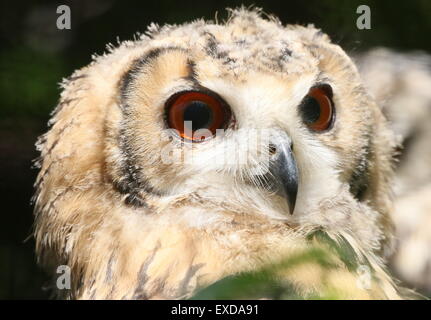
299, 84, 335, 132
165, 90, 231, 142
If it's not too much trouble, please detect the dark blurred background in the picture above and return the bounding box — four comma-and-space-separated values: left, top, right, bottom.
0, 0, 430, 299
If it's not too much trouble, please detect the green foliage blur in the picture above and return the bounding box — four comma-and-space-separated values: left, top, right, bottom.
192, 231, 371, 300
0, 0, 430, 299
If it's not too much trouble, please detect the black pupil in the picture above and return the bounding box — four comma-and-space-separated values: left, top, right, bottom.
301, 96, 321, 124
183, 101, 213, 131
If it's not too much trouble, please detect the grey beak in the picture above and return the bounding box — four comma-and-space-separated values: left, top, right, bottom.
269, 142, 299, 215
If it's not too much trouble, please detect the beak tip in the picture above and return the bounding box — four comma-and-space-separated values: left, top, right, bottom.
288, 194, 297, 215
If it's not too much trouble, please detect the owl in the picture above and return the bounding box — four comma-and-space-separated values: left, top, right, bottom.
33, 8, 408, 299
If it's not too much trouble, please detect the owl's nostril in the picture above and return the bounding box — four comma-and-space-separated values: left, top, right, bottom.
269, 142, 293, 156
269, 144, 277, 156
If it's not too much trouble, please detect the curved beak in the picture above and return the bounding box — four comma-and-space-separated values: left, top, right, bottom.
269, 141, 299, 215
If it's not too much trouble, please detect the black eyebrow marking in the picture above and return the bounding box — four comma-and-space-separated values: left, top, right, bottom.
185, 59, 199, 84
116, 46, 205, 208
116, 47, 190, 207
120, 46, 187, 102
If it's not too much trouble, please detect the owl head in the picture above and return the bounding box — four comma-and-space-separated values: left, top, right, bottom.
34, 8, 400, 299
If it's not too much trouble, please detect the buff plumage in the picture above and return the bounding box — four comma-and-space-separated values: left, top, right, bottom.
34, 8, 417, 299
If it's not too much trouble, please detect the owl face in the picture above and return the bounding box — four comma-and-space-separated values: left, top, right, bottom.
34, 9, 398, 299
111, 15, 383, 226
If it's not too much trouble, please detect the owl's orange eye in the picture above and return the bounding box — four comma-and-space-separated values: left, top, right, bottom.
166, 91, 231, 142
300, 85, 335, 132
